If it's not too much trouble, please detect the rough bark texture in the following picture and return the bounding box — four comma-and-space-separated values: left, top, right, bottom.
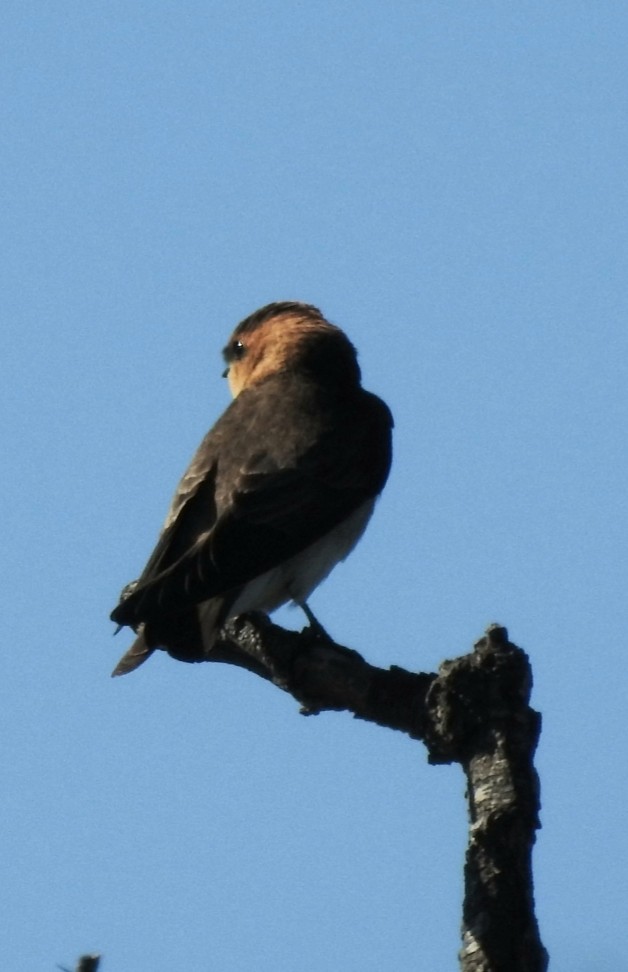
425, 625, 548, 972
211, 615, 548, 972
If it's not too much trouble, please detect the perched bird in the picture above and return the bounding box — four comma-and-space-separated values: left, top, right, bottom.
110, 301, 393, 676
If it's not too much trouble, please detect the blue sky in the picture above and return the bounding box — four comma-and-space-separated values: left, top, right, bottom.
2, 2, 627, 970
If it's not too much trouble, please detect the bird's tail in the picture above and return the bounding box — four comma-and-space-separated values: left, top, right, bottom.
111, 628, 153, 677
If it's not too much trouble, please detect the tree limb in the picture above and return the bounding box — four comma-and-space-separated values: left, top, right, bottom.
77, 958, 101, 972
57, 956, 100, 972
213, 612, 434, 732
213, 615, 548, 972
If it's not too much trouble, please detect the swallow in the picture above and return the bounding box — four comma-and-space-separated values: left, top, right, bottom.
110, 301, 393, 676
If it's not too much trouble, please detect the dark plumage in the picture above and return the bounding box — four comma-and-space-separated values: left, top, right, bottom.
110, 302, 393, 676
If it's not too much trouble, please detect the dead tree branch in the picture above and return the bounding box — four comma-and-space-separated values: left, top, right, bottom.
57, 956, 100, 972
213, 615, 547, 972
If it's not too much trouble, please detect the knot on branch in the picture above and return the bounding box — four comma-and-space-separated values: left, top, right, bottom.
424, 624, 535, 765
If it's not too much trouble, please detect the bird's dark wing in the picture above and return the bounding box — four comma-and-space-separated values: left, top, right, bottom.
111, 374, 392, 629
110, 419, 222, 629
125, 451, 218, 589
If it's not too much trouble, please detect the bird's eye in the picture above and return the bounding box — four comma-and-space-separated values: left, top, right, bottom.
222, 338, 247, 376
231, 340, 246, 360
223, 339, 246, 365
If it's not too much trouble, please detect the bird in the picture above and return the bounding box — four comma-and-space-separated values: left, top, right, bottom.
110, 301, 393, 676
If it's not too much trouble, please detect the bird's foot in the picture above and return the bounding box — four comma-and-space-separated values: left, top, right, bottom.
298, 601, 333, 642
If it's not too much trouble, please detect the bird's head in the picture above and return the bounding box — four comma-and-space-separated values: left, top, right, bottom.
222, 302, 361, 397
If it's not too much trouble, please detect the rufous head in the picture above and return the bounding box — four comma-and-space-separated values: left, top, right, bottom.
222, 302, 361, 397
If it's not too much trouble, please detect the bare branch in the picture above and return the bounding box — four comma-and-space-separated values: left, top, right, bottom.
213, 613, 435, 733
57, 956, 100, 972
214, 615, 548, 971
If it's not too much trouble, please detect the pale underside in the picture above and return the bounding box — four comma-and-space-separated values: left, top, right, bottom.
196, 497, 375, 652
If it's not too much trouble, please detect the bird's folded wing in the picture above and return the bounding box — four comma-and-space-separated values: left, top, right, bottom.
111, 382, 392, 628
112, 459, 373, 627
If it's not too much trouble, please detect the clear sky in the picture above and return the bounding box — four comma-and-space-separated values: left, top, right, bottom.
2, 2, 627, 970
